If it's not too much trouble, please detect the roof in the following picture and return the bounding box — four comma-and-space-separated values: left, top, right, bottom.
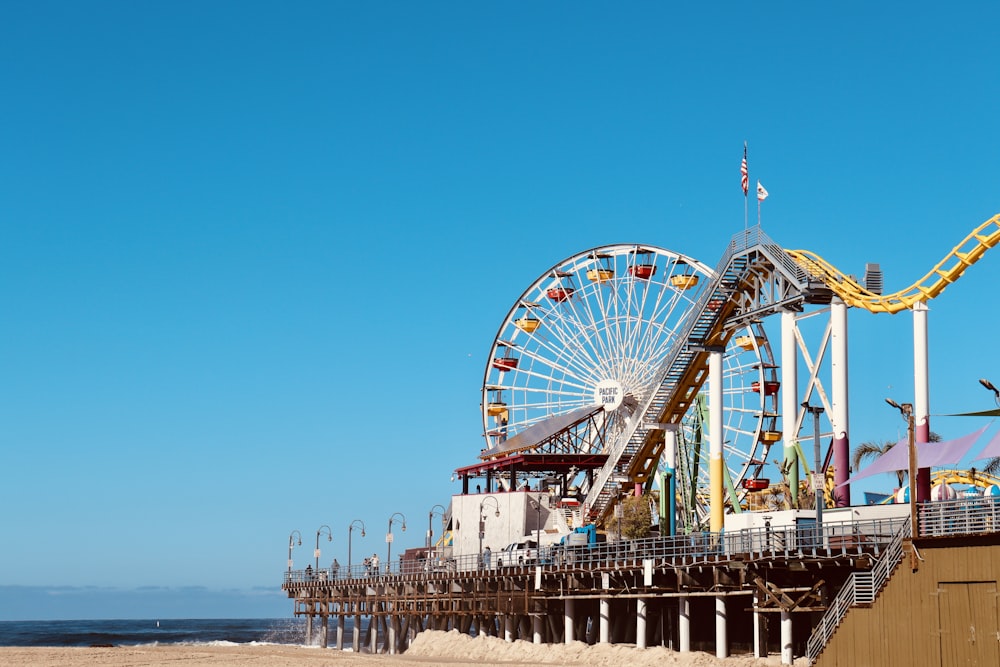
480, 404, 605, 459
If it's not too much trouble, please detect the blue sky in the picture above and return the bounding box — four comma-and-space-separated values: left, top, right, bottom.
1, 2, 998, 620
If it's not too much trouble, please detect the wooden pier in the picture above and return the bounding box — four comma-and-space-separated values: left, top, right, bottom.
282, 524, 894, 659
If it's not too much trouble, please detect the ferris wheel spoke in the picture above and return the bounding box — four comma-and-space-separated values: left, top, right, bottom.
516, 332, 608, 389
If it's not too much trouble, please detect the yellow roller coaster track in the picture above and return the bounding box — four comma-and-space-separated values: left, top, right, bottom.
785, 213, 1000, 314
931, 468, 1000, 489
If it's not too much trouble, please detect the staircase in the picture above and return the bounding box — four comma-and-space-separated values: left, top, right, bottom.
805, 520, 911, 663
582, 233, 761, 522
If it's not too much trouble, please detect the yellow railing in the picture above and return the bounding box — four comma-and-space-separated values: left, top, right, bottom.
785, 213, 1000, 314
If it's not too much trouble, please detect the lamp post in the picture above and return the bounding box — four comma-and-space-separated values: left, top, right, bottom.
428, 504, 446, 550
801, 401, 825, 537
528, 497, 543, 559
348, 519, 366, 575
315, 524, 332, 571
886, 398, 918, 540
387, 512, 407, 572
287, 530, 302, 572
478, 496, 500, 568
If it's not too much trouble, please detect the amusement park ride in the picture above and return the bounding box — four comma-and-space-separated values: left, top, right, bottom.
455, 214, 1000, 537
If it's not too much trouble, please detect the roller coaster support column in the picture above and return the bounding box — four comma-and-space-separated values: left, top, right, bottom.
781, 310, 800, 504
709, 349, 725, 533
914, 301, 931, 503
662, 426, 678, 536
832, 298, 851, 506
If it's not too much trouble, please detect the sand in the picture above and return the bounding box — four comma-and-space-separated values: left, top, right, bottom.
0, 629, 810, 666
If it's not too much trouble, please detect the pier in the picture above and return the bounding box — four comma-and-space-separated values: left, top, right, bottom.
283, 515, 905, 659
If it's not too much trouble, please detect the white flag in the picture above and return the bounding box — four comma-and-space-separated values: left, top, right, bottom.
756, 181, 769, 202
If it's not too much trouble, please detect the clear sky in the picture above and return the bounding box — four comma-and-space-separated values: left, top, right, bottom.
1, 2, 998, 620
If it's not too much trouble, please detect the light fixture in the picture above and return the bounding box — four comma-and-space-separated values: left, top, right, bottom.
980, 378, 999, 400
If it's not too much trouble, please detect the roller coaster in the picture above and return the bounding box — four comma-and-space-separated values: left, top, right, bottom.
472, 213, 1000, 532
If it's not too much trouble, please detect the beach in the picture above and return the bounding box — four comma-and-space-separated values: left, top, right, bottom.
0, 629, 808, 666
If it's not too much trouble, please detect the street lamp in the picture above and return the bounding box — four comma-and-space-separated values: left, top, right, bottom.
315, 524, 332, 571
479, 496, 500, 567
428, 504, 447, 550
801, 401, 825, 536
886, 398, 918, 540
387, 512, 407, 572
528, 497, 543, 558
348, 519, 366, 575
980, 378, 999, 403
287, 530, 302, 572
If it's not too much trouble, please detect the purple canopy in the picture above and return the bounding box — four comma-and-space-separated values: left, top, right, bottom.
919, 424, 989, 467
840, 424, 990, 487
972, 429, 1000, 461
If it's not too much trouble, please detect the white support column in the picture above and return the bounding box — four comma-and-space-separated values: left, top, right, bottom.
533, 615, 543, 644
678, 596, 691, 652
320, 614, 328, 649
665, 428, 677, 536
781, 610, 793, 665
336, 614, 344, 650
305, 614, 313, 646
370, 616, 379, 654
781, 310, 800, 503
753, 591, 765, 658
599, 598, 610, 644
715, 596, 728, 658
636, 598, 647, 649
709, 350, 724, 532
914, 300, 931, 502
831, 297, 851, 506
352, 615, 360, 652
564, 598, 575, 644
504, 615, 514, 642
388, 614, 397, 655
600, 571, 610, 644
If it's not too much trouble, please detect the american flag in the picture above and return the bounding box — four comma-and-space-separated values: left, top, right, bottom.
740, 144, 748, 195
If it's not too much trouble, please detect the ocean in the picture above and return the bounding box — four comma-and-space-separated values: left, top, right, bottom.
0, 618, 334, 647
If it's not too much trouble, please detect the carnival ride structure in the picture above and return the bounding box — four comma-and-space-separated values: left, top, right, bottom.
464, 213, 1000, 534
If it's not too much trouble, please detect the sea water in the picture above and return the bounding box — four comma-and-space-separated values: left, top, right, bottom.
0, 617, 335, 647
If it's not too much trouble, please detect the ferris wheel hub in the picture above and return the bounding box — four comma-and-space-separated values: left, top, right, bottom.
593, 379, 625, 412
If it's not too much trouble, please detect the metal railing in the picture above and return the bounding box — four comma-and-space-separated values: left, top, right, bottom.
283, 517, 907, 586
805, 519, 910, 663
919, 496, 1000, 536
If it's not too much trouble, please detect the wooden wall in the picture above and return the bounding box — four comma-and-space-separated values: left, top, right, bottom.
816, 534, 1000, 667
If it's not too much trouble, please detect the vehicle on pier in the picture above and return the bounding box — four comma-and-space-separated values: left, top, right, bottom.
496, 539, 538, 567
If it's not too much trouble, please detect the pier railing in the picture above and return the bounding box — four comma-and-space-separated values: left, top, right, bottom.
918, 495, 1000, 536
284, 516, 907, 585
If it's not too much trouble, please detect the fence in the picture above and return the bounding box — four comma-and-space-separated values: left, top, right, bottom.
283, 516, 907, 585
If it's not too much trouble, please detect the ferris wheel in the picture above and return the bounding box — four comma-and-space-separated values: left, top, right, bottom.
480, 244, 780, 528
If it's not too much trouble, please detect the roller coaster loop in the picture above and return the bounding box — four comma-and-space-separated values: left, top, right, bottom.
785, 213, 1000, 314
